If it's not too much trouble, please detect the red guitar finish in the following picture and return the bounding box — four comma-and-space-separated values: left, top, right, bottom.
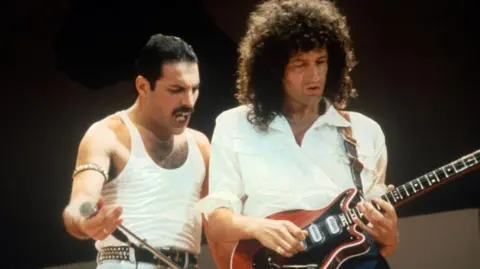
231, 188, 369, 269
222, 149, 480, 269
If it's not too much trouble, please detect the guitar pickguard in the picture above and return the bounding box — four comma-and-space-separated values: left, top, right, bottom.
249, 189, 369, 269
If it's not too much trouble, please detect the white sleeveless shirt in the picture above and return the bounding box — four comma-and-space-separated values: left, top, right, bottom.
95, 111, 206, 254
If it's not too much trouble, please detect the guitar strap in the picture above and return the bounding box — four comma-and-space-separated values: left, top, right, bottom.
337, 112, 392, 268
338, 111, 365, 198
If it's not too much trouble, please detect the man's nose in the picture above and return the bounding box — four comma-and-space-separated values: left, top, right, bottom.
182, 90, 195, 107
307, 64, 321, 82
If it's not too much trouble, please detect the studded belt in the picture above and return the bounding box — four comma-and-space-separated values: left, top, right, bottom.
97, 246, 198, 269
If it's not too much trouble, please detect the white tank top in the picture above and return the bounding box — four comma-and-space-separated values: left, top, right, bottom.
95, 111, 206, 254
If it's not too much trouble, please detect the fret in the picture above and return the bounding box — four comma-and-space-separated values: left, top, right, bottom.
453, 160, 466, 172
463, 154, 477, 167
349, 209, 357, 220
391, 188, 403, 200
427, 172, 439, 184
365, 150, 479, 220
404, 183, 414, 195
386, 192, 396, 203
353, 207, 364, 218
422, 174, 432, 186
443, 164, 456, 176
352, 208, 364, 225
435, 168, 447, 180
402, 184, 410, 197
472, 151, 480, 163
383, 193, 391, 204
410, 181, 418, 193
416, 178, 424, 190
344, 211, 353, 225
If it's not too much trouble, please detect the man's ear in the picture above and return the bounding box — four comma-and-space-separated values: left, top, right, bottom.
135, 75, 152, 96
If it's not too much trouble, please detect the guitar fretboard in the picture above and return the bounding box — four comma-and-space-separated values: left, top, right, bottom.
381, 149, 480, 207
336, 149, 480, 228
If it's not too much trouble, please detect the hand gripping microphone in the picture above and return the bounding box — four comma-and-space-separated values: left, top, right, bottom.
79, 202, 183, 269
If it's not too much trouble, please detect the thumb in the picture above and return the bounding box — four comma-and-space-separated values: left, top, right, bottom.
387, 184, 395, 191
96, 196, 105, 209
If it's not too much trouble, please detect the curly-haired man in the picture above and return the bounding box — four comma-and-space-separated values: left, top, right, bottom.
202, 1, 398, 268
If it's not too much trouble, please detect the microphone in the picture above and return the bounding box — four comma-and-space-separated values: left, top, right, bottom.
79, 202, 183, 269
79, 202, 129, 243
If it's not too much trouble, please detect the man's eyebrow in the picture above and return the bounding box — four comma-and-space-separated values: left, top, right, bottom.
168, 83, 200, 89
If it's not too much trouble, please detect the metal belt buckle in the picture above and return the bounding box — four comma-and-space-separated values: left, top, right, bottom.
128, 246, 136, 263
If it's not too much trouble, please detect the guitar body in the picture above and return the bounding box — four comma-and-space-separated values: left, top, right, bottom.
231, 188, 370, 269
206, 149, 480, 269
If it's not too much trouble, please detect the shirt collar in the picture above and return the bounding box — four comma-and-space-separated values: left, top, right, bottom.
268, 98, 351, 132
314, 99, 351, 128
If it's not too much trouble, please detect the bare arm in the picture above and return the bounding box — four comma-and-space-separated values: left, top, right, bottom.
207, 207, 261, 242
62, 122, 119, 240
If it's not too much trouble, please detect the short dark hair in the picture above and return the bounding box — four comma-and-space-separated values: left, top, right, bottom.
135, 33, 198, 88
235, 0, 357, 130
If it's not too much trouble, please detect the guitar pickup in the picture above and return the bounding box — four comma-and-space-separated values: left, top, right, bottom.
307, 224, 324, 243
326, 216, 341, 235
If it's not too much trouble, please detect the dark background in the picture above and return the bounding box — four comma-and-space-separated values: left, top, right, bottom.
2, 0, 478, 268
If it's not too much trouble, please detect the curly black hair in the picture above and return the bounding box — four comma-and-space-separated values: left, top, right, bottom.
235, 0, 357, 130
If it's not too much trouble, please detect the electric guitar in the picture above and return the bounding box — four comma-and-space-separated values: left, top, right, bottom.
228, 149, 480, 269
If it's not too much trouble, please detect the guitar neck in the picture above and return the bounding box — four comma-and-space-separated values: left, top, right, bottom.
380, 149, 480, 207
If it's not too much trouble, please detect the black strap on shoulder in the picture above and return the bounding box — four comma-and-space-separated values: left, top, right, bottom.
338, 111, 364, 198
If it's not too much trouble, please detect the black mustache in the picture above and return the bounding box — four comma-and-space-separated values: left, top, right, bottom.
172, 106, 194, 115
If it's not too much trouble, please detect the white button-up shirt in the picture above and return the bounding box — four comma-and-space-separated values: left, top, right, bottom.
201, 103, 388, 219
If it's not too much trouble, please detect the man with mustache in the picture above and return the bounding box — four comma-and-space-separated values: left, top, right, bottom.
62, 34, 209, 269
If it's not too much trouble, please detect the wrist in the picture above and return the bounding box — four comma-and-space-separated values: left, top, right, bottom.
72, 217, 90, 239
63, 210, 90, 240
379, 243, 396, 257
245, 218, 260, 239
379, 233, 399, 257
234, 215, 263, 240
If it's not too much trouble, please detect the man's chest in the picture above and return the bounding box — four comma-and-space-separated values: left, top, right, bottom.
111, 131, 190, 174
233, 128, 378, 193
